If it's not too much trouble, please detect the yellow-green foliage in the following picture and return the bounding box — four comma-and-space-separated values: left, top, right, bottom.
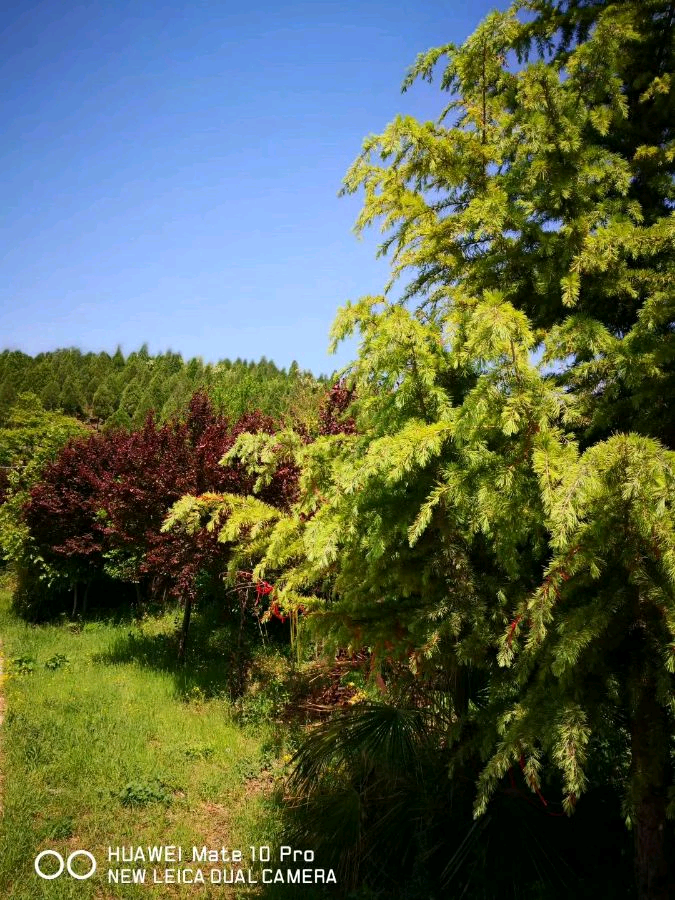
165, 0, 675, 840
0, 394, 87, 570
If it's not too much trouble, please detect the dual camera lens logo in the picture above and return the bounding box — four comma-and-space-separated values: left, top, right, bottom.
34, 849, 97, 880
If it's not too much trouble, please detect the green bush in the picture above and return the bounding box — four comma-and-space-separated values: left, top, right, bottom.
118, 780, 172, 808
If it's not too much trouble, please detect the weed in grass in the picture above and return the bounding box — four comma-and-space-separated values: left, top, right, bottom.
10, 656, 34, 675
44, 653, 69, 670
186, 684, 207, 703
40, 816, 75, 840
118, 780, 173, 807
236, 649, 293, 726
184, 743, 216, 760
235, 756, 262, 782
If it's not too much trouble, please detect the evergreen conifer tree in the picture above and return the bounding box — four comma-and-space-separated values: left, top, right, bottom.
92, 380, 118, 421
58, 376, 85, 416
119, 378, 144, 420
39, 377, 61, 411
0, 381, 18, 423
104, 407, 132, 431
170, 3, 675, 895
131, 375, 166, 428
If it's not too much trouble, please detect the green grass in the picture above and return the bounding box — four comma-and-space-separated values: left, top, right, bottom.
0, 581, 287, 899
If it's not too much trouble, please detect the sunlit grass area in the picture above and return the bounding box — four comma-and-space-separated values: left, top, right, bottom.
0, 580, 285, 899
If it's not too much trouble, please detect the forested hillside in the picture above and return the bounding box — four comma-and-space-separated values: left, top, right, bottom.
0, 346, 326, 428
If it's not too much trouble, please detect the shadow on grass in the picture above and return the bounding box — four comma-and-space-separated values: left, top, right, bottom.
93, 605, 255, 700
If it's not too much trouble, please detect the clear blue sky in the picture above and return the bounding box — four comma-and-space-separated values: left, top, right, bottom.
2, 0, 503, 374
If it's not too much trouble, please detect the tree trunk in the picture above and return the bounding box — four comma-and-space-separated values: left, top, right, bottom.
130, 582, 143, 620
177, 597, 192, 664
71, 582, 78, 618
631, 685, 673, 900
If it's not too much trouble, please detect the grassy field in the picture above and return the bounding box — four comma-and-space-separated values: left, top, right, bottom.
0, 579, 292, 899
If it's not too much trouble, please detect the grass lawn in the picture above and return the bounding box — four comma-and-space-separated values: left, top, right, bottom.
0, 579, 288, 899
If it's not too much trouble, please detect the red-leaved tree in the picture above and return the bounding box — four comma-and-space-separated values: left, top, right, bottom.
23, 394, 297, 650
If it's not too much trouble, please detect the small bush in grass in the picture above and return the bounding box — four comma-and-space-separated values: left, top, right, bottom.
44, 653, 69, 670
183, 744, 215, 760
11, 656, 34, 675
118, 780, 172, 808
235, 757, 261, 782
236, 649, 292, 725
185, 685, 206, 704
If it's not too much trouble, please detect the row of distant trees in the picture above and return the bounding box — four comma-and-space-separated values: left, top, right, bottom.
0, 345, 327, 429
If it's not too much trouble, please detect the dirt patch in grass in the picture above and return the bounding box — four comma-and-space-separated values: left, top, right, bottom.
243, 770, 277, 800
195, 801, 234, 848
